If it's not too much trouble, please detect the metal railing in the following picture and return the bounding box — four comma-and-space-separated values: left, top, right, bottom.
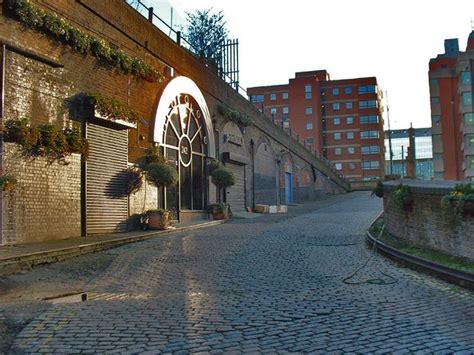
128, 0, 249, 98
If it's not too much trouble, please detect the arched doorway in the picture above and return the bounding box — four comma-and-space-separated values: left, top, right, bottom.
153, 77, 215, 221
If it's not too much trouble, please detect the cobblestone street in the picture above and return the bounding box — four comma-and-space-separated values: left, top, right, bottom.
1, 191, 474, 353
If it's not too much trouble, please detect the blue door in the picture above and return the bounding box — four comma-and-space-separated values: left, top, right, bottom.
285, 172, 293, 204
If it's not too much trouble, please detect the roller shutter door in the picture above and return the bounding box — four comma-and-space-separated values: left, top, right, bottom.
86, 123, 128, 234
225, 163, 245, 212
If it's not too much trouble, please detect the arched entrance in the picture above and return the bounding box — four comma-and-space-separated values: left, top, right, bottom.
153, 77, 215, 221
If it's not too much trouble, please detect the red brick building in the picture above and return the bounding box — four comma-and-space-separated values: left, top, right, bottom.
429, 31, 474, 181
248, 71, 385, 186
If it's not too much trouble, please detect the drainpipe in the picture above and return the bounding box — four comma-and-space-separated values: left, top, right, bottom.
250, 139, 255, 209
0, 45, 6, 244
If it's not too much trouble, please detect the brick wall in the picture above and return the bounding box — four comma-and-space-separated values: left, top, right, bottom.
383, 180, 474, 261
3, 145, 81, 244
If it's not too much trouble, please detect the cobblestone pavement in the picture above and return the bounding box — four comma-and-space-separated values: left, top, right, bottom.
3, 191, 474, 353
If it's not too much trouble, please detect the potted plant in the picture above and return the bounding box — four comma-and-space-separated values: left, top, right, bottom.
145, 209, 172, 230
208, 203, 230, 220
371, 180, 384, 198
211, 166, 235, 209
142, 151, 178, 229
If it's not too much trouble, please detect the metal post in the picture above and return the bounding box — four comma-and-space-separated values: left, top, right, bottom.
176, 31, 181, 46
401, 145, 405, 178
148, 7, 154, 22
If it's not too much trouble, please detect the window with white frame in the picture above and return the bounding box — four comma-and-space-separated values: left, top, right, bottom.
333, 117, 341, 125
282, 92, 289, 100
306, 123, 313, 130
346, 102, 353, 109
305, 107, 313, 115
333, 103, 340, 110
270, 93, 276, 101
348, 147, 355, 154
347, 132, 354, 139
335, 163, 342, 170
334, 132, 341, 140
346, 116, 354, 124
362, 160, 380, 170
335, 147, 342, 155
361, 130, 379, 139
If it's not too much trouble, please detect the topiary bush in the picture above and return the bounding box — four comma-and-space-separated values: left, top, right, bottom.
211, 167, 235, 189
144, 162, 178, 188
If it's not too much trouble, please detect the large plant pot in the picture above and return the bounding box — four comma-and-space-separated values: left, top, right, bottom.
210, 205, 229, 220
463, 200, 474, 217
148, 211, 171, 230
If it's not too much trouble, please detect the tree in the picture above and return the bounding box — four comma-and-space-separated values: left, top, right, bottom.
185, 9, 228, 67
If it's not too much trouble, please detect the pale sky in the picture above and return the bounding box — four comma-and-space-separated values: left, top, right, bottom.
145, 0, 474, 130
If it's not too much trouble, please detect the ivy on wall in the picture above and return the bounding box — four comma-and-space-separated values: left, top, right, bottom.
87, 92, 139, 124
4, 118, 89, 164
217, 103, 254, 128
8, 0, 162, 81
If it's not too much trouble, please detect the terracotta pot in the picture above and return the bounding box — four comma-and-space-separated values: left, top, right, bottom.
148, 211, 170, 230
211, 205, 229, 220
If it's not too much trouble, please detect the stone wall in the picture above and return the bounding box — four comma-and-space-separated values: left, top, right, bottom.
383, 180, 474, 261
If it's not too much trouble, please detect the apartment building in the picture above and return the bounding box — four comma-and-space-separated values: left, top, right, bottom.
248, 71, 385, 185
429, 31, 474, 181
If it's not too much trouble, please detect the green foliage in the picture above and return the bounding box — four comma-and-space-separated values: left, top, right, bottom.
211, 167, 235, 189
391, 184, 413, 211
208, 159, 222, 174
87, 92, 139, 124
9, 0, 161, 81
441, 183, 474, 217
371, 180, 384, 198
145, 209, 170, 216
185, 8, 228, 65
217, 104, 253, 127
4, 119, 88, 163
0, 174, 17, 191
144, 161, 178, 188
208, 203, 229, 215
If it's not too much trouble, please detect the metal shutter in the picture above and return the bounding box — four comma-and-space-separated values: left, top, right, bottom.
225, 163, 246, 212
86, 123, 128, 234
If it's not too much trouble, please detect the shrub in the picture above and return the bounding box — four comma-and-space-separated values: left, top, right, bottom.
87, 92, 139, 124
211, 167, 235, 189
441, 183, 474, 217
217, 104, 254, 127
0, 174, 17, 191
144, 162, 178, 188
372, 180, 383, 198
391, 184, 413, 212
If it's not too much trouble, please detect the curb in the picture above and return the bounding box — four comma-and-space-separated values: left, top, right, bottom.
366, 230, 474, 290
0, 219, 226, 276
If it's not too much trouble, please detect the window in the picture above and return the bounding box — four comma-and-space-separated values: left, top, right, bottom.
464, 113, 474, 125
361, 130, 379, 139
430, 78, 438, 86
359, 100, 377, 109
251, 94, 264, 103
468, 156, 474, 169
332, 88, 339, 96
282, 92, 289, 100
467, 134, 474, 147
346, 102, 353, 109
306, 137, 314, 146
335, 163, 342, 171
431, 96, 440, 104
305, 84, 312, 100
362, 160, 380, 170
361, 145, 380, 154
270, 93, 276, 101
306, 123, 313, 130
335, 148, 342, 155
360, 115, 379, 124
270, 107, 277, 115
346, 116, 354, 124
333, 117, 341, 125
348, 162, 355, 170
305, 107, 313, 115
333, 103, 340, 110
432, 115, 441, 126
348, 147, 355, 154
462, 92, 472, 106
344, 86, 352, 95
461, 71, 471, 85
358, 85, 377, 94
347, 132, 354, 139
283, 107, 289, 114
334, 132, 341, 140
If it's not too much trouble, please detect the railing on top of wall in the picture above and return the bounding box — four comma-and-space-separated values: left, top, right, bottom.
126, 0, 346, 183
